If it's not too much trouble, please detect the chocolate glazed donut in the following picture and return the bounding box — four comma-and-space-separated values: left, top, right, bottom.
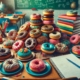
8, 30, 17, 40
0, 48, 11, 56
25, 38, 37, 50
16, 31, 28, 40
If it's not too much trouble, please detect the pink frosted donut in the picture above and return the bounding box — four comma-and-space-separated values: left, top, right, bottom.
43, 21, 53, 25
72, 45, 80, 55
70, 34, 80, 44
49, 39, 59, 45
30, 14, 41, 19
30, 59, 46, 72
12, 40, 24, 52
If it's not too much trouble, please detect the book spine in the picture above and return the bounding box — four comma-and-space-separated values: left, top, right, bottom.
59, 15, 76, 20
57, 22, 74, 29
58, 18, 74, 23
57, 24, 73, 32
58, 20, 74, 27
60, 29, 73, 35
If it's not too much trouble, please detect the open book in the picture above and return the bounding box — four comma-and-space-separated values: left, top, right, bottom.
50, 54, 80, 79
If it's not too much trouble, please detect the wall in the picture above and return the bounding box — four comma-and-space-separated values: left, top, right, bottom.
3, 0, 80, 23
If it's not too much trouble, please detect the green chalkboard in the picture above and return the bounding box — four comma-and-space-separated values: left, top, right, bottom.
15, 0, 78, 9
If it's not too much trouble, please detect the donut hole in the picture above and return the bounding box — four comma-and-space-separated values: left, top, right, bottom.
15, 42, 19, 46
27, 41, 31, 45
72, 37, 75, 40
53, 32, 56, 34
20, 33, 23, 36
35, 61, 39, 65
8, 61, 13, 64
46, 44, 49, 47
33, 30, 36, 33
1, 49, 5, 52
77, 46, 80, 49
10, 32, 13, 36
45, 25, 48, 27
58, 44, 62, 47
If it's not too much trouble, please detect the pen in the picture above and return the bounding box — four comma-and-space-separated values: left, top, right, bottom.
67, 58, 80, 68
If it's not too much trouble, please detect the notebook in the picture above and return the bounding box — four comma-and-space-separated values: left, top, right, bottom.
50, 54, 80, 79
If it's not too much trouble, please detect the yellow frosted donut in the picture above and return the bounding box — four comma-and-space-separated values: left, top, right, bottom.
30, 29, 41, 38
41, 25, 54, 33
66, 10, 77, 17
43, 9, 54, 15
49, 31, 61, 40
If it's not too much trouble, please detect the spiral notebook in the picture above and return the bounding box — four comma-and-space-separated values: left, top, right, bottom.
50, 54, 80, 79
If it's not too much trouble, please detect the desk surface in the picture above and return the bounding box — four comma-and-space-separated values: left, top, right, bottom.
0, 41, 60, 80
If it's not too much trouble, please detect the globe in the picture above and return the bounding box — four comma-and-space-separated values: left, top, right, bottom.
0, 2, 5, 12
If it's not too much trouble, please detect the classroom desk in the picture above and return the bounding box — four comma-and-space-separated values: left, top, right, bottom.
0, 40, 61, 80
4, 16, 20, 24
17, 14, 26, 25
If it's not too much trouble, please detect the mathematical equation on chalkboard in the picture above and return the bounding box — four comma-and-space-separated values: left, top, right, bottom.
15, 0, 78, 9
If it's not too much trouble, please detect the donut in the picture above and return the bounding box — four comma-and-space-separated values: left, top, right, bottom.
19, 22, 30, 31
30, 25, 40, 29
30, 19, 42, 24
30, 13, 41, 20
8, 30, 17, 40
30, 22, 42, 26
3, 40, 14, 49
3, 59, 20, 72
17, 48, 32, 60
41, 25, 54, 33
70, 34, 80, 44
29, 59, 46, 72
12, 40, 24, 52
37, 36, 48, 44
66, 10, 77, 17
43, 18, 53, 21
35, 44, 41, 51
41, 42, 56, 54
49, 39, 59, 45
62, 39, 71, 47
16, 31, 29, 41
72, 45, 80, 55
43, 21, 53, 25
43, 9, 54, 15
43, 15, 53, 18
25, 38, 37, 50
29, 29, 41, 38
49, 31, 61, 40
55, 43, 68, 53
42, 33, 49, 37
0, 48, 11, 60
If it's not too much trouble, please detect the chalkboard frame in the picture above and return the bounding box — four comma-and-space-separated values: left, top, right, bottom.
15, 0, 78, 10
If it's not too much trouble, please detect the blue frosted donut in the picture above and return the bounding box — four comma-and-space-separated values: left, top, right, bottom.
17, 48, 31, 57
41, 42, 56, 54
42, 42, 55, 51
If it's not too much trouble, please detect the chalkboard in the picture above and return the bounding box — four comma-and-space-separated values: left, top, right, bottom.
15, 0, 78, 9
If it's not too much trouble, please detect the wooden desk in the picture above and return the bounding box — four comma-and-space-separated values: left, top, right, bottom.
17, 14, 26, 19
0, 59, 60, 80
4, 16, 20, 24
0, 41, 60, 80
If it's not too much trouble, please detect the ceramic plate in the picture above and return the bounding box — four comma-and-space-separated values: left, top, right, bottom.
0, 60, 24, 76
26, 61, 51, 76
70, 49, 80, 58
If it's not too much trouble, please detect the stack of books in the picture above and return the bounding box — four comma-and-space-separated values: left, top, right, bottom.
57, 14, 80, 35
